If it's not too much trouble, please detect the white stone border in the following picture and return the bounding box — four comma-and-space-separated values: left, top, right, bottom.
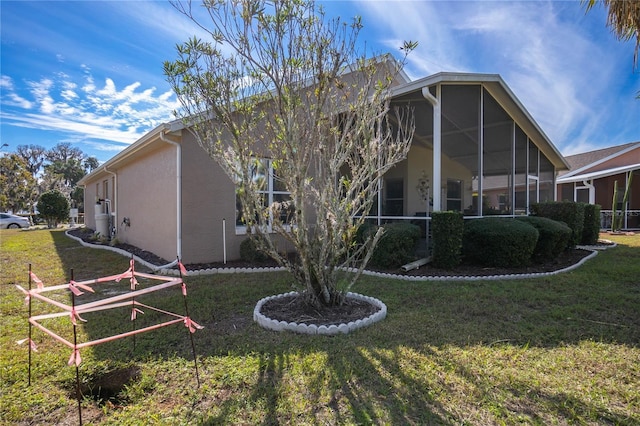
65, 228, 161, 271
253, 291, 387, 335
66, 229, 615, 282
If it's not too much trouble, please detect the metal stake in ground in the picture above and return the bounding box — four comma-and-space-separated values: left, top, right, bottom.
177, 257, 200, 387
130, 255, 138, 353
27, 264, 33, 386
70, 269, 83, 426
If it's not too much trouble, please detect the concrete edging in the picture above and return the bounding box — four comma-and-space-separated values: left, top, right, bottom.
253, 291, 387, 335
65, 229, 615, 282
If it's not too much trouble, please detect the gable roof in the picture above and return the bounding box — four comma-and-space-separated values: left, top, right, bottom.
557, 162, 640, 183
81, 69, 569, 185
390, 72, 569, 171
560, 141, 640, 178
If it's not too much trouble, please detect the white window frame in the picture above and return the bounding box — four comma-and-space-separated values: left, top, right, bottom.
235, 158, 292, 235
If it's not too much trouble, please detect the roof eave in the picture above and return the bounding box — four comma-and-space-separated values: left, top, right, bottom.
560, 141, 640, 178
78, 124, 168, 186
391, 72, 569, 171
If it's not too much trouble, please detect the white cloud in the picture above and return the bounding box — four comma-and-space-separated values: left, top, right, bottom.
354, 0, 635, 152
0, 68, 180, 148
112, 0, 214, 45
1, 76, 33, 108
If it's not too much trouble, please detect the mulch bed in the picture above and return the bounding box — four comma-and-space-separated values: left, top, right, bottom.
67, 227, 608, 328
260, 295, 380, 326
68, 227, 602, 277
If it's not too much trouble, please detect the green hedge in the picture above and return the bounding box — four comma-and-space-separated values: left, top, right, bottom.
581, 204, 601, 245
239, 236, 270, 262
516, 216, 572, 261
530, 201, 585, 247
463, 218, 539, 267
370, 222, 421, 269
431, 211, 463, 269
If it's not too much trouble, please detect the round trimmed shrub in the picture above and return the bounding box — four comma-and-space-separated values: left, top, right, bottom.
38, 190, 69, 228
463, 218, 538, 267
531, 201, 585, 247
431, 211, 464, 269
239, 236, 270, 263
581, 204, 601, 245
516, 216, 571, 262
369, 222, 421, 269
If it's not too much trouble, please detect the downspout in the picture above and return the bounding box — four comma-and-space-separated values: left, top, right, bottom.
103, 166, 117, 236
582, 180, 595, 204
157, 129, 182, 270
422, 85, 441, 212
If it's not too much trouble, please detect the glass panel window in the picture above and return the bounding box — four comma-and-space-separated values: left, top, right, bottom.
576, 188, 589, 203
514, 127, 528, 214
538, 153, 554, 202
235, 159, 292, 232
383, 178, 404, 216
528, 143, 539, 177
447, 179, 463, 212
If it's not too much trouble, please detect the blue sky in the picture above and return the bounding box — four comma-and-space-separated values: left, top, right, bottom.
1, 0, 639, 163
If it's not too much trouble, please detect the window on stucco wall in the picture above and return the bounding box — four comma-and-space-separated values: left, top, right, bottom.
235, 158, 293, 234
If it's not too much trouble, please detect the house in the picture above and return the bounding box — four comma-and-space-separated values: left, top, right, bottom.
557, 141, 640, 230
78, 71, 569, 265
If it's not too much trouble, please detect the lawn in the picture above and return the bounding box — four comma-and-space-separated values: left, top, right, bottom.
1, 228, 639, 425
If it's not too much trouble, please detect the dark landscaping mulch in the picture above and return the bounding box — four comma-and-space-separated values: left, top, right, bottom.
260, 294, 380, 326
67, 227, 607, 328
68, 227, 601, 278
68, 228, 171, 266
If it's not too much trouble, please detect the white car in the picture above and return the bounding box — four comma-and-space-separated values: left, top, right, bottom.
0, 213, 31, 229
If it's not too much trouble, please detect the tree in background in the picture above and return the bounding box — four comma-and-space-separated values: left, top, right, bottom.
38, 190, 69, 228
16, 144, 47, 177
166, 0, 416, 307
41, 158, 85, 194
0, 154, 38, 213
45, 142, 84, 165
12, 142, 99, 214
83, 156, 100, 174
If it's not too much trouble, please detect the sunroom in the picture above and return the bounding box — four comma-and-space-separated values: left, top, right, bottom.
366, 73, 568, 236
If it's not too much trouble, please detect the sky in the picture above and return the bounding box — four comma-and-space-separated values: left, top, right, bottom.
1, 0, 639, 164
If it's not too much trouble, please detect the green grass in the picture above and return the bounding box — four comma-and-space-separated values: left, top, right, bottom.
1, 228, 639, 425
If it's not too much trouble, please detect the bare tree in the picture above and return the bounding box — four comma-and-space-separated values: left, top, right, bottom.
165, 0, 415, 307
16, 144, 47, 177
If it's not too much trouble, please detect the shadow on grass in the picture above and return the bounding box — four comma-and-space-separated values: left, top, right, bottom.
44, 230, 640, 424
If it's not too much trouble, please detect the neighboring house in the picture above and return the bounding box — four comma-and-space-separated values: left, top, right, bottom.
79, 71, 569, 265
557, 142, 640, 230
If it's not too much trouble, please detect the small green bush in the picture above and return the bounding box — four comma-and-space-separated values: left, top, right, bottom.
463, 218, 538, 267
38, 190, 69, 228
239, 236, 270, 263
431, 211, 463, 269
530, 201, 585, 247
370, 222, 421, 269
355, 221, 377, 245
581, 204, 601, 245
516, 216, 572, 261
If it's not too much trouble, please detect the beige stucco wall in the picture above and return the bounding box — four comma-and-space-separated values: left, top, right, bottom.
115, 143, 178, 262
405, 145, 473, 213
82, 140, 178, 263
179, 131, 296, 263
180, 132, 239, 264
